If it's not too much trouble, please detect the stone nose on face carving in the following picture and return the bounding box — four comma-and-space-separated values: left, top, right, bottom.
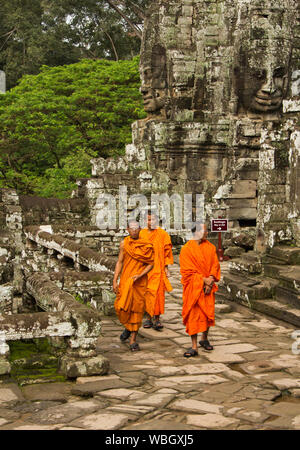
260, 69, 281, 96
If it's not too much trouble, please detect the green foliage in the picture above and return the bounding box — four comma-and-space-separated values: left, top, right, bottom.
0, 0, 150, 90
0, 57, 146, 197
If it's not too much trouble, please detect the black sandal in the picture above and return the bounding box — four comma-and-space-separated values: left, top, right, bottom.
153, 320, 163, 331
183, 348, 198, 358
130, 343, 140, 352
143, 319, 153, 328
120, 328, 131, 341
199, 340, 214, 351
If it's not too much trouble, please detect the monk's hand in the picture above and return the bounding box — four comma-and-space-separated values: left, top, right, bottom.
113, 280, 119, 294
131, 274, 140, 283
165, 267, 170, 278
204, 276, 214, 286
204, 284, 212, 295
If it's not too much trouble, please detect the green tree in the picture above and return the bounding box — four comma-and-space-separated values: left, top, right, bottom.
0, 0, 150, 89
0, 57, 146, 197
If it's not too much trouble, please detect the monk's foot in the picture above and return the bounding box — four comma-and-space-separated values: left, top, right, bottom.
183, 348, 198, 358
120, 328, 131, 341
153, 319, 163, 331
143, 319, 153, 328
199, 339, 214, 351
130, 342, 140, 352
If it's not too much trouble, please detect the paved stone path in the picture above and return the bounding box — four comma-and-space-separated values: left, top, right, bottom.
1, 262, 300, 430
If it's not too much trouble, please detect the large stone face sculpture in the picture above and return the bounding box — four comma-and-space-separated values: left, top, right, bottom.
140, 44, 168, 116
233, 1, 294, 116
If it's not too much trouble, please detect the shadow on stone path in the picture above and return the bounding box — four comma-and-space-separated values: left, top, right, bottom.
1, 262, 300, 430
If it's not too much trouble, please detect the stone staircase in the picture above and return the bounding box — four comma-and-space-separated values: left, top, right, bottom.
222, 246, 300, 327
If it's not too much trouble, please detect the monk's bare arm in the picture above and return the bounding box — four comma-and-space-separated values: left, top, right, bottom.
113, 241, 124, 294
132, 264, 153, 283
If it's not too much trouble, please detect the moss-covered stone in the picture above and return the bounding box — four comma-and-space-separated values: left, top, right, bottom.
8, 339, 66, 386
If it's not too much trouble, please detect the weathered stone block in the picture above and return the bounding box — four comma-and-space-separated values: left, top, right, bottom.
59, 355, 109, 378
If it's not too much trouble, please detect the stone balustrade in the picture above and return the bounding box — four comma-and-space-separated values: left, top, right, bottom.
24, 226, 116, 272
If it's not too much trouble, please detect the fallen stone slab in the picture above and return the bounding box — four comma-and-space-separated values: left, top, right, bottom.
153, 374, 227, 388
266, 402, 300, 417
223, 369, 245, 381
213, 339, 241, 346
214, 343, 258, 354
0, 407, 21, 422
22, 382, 72, 402
182, 363, 229, 375
245, 319, 277, 330
239, 360, 279, 375
0, 418, 8, 426
3, 423, 64, 430
265, 415, 298, 430
69, 412, 129, 430
97, 389, 146, 401
215, 304, 232, 314
117, 351, 165, 361
124, 419, 195, 430
138, 328, 181, 340
71, 379, 130, 396
146, 366, 185, 377
169, 399, 223, 414
164, 323, 184, 330
135, 393, 175, 408
217, 319, 247, 330
76, 374, 120, 384
0, 385, 25, 405
118, 371, 148, 387
271, 354, 300, 369
155, 358, 184, 366
203, 350, 245, 364
270, 378, 300, 390
106, 404, 154, 416
27, 399, 102, 424
173, 337, 192, 345
235, 410, 270, 424
186, 413, 239, 429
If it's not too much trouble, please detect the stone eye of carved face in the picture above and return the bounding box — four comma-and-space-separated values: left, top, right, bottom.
273, 67, 285, 78
252, 69, 266, 81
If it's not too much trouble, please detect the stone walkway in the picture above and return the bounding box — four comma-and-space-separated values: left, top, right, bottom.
1, 262, 300, 430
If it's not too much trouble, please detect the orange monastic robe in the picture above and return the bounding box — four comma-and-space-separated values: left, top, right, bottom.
140, 227, 174, 317
114, 236, 154, 331
180, 239, 221, 336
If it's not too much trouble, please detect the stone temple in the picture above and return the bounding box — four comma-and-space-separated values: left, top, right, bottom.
0, 0, 300, 380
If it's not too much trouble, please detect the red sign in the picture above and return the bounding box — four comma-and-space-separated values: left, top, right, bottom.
211, 219, 228, 232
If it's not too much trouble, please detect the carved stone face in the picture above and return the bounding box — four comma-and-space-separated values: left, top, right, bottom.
140, 45, 167, 114
235, 10, 292, 114
237, 60, 289, 113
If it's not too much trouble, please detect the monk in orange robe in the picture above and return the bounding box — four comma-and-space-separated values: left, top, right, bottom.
140, 212, 173, 331
180, 223, 221, 357
113, 220, 154, 351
